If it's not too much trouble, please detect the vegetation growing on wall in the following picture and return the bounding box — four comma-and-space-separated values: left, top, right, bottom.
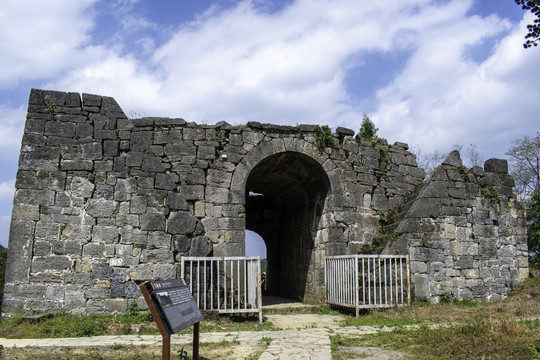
358, 114, 379, 143
314, 125, 335, 148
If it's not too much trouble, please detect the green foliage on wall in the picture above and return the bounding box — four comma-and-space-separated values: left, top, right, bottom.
358, 114, 379, 142
314, 125, 335, 148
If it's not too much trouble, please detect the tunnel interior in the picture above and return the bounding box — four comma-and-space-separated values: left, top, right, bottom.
245, 151, 331, 302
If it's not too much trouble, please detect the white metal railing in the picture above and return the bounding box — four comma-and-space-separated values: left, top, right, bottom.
180, 256, 263, 323
325, 255, 411, 316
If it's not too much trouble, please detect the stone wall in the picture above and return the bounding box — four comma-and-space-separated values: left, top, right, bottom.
1, 89, 528, 314
384, 151, 529, 301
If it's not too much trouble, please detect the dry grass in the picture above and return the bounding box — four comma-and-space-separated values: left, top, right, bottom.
333, 317, 540, 360
333, 277, 540, 360
347, 277, 540, 326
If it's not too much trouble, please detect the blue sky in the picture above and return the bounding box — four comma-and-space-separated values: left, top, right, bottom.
0, 0, 539, 254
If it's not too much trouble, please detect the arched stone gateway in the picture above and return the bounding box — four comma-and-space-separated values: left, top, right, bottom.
2, 89, 529, 315
243, 150, 331, 301
231, 139, 333, 301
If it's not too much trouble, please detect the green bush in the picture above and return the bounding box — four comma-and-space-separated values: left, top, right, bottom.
314, 125, 335, 148
440, 291, 453, 304
358, 114, 379, 142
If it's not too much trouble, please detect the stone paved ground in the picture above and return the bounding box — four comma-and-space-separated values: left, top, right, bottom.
0, 315, 405, 359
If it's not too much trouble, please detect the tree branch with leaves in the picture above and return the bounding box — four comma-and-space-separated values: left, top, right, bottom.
515, 0, 540, 48
505, 132, 540, 197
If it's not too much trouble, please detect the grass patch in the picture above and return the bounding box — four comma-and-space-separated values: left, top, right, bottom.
341, 311, 420, 328
317, 305, 342, 316
0, 310, 275, 339
331, 317, 540, 360
0, 313, 112, 338
336, 277, 540, 328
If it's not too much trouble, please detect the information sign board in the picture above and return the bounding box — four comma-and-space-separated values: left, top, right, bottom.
143, 279, 203, 334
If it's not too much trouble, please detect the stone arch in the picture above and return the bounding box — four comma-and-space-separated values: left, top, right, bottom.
231, 138, 334, 301
231, 138, 334, 201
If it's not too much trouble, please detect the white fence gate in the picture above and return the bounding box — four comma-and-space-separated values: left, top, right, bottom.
180, 256, 263, 323
325, 255, 411, 316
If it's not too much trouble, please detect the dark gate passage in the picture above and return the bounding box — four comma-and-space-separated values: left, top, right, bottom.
245, 152, 331, 302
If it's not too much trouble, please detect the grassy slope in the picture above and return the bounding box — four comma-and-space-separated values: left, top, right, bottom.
332, 276, 540, 360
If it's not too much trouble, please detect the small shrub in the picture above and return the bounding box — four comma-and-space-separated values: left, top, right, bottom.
118, 301, 153, 323
358, 114, 379, 142
458, 165, 469, 182
314, 125, 335, 148
440, 291, 453, 304
378, 211, 388, 226
453, 299, 477, 307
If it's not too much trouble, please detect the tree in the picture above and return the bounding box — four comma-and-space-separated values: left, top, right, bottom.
358, 113, 379, 142
412, 147, 448, 176
526, 190, 540, 266
515, 0, 540, 48
505, 132, 540, 197
506, 132, 540, 267
463, 143, 483, 168
412, 143, 483, 176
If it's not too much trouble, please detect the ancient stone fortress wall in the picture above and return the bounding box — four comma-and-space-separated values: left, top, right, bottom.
2, 89, 528, 315
384, 151, 529, 301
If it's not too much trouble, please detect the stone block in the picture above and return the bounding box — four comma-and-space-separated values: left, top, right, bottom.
372, 192, 388, 211
413, 274, 430, 301
119, 228, 147, 246
167, 211, 197, 235
141, 153, 167, 172
407, 198, 441, 218
140, 213, 166, 231
92, 225, 119, 244
14, 189, 55, 206
148, 232, 171, 249
65, 289, 87, 308
70, 176, 95, 198
207, 169, 233, 188
180, 185, 204, 201
484, 158, 508, 174
83, 243, 105, 257
32, 256, 72, 272
61, 160, 93, 171
411, 261, 428, 274
155, 172, 179, 190
86, 198, 117, 218
197, 145, 216, 160
173, 235, 190, 252
140, 248, 174, 263
12, 204, 40, 221
130, 195, 147, 214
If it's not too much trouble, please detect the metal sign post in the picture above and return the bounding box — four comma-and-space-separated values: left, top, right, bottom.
140, 279, 204, 360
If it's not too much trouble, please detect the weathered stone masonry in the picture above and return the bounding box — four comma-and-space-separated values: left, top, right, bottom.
2, 89, 529, 315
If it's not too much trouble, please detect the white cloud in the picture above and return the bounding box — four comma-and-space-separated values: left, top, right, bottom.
0, 0, 98, 88
0, 215, 11, 248
0, 179, 15, 201
0, 105, 26, 162
5, 0, 536, 161
372, 10, 540, 158
51, 0, 499, 126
